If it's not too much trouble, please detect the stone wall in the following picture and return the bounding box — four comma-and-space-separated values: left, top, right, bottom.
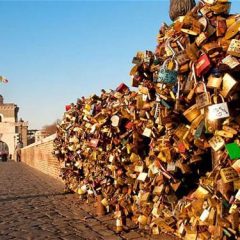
0, 122, 17, 157
21, 134, 61, 180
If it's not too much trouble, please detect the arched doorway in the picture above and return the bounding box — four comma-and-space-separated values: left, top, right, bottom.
0, 141, 9, 162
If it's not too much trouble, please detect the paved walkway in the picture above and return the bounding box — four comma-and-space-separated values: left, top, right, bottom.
0, 162, 178, 240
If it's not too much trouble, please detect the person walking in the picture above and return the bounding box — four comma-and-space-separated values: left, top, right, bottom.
15, 142, 22, 162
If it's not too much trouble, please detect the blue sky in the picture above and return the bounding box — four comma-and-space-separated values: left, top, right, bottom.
0, 0, 239, 129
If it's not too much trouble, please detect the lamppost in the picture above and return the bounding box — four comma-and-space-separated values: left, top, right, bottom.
19, 118, 23, 147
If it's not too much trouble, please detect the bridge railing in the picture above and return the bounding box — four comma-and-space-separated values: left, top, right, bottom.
21, 134, 61, 180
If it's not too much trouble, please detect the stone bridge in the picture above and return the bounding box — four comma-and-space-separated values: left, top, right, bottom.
0, 136, 178, 240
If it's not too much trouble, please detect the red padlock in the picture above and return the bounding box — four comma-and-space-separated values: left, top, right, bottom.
195, 53, 211, 77
65, 105, 71, 111
116, 83, 129, 93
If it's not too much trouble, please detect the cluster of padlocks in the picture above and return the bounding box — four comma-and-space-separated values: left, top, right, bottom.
54, 0, 240, 238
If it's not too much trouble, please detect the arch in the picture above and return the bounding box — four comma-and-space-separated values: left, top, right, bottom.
0, 141, 9, 161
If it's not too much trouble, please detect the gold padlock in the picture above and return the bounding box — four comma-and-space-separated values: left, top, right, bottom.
210, 2, 231, 14
195, 32, 208, 47
186, 43, 200, 62
225, 18, 240, 40
220, 73, 238, 98
195, 81, 211, 109
202, 42, 222, 57
183, 104, 201, 123
207, 74, 223, 89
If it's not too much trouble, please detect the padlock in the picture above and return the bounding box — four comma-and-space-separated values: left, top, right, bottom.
225, 18, 240, 40
175, 39, 190, 66
227, 39, 240, 57
208, 135, 225, 151
195, 32, 209, 47
186, 43, 200, 62
216, 16, 227, 37
181, 15, 202, 36
195, 53, 211, 77
225, 142, 240, 160
220, 167, 239, 184
195, 81, 211, 109
179, 63, 190, 73
111, 115, 120, 127
131, 74, 141, 87
206, 22, 216, 38
220, 73, 238, 98
158, 58, 179, 84
199, 5, 212, 16
182, 70, 195, 93
198, 16, 208, 32
207, 72, 223, 89
201, 0, 216, 4
221, 55, 240, 70
186, 63, 198, 101
176, 52, 190, 66
183, 104, 201, 122
202, 42, 222, 58
210, 2, 231, 15
65, 104, 72, 111
132, 56, 143, 65
207, 94, 230, 121
116, 83, 129, 93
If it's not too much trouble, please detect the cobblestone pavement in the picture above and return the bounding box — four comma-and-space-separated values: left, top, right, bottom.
0, 161, 179, 240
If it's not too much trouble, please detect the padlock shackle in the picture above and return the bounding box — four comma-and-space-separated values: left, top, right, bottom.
196, 81, 207, 93
176, 78, 180, 99
210, 93, 225, 104
198, 16, 208, 32
162, 58, 179, 71
190, 62, 197, 84
166, 38, 176, 57
173, 36, 185, 51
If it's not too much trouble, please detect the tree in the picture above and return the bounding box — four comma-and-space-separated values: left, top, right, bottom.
42, 120, 58, 136
169, 0, 196, 21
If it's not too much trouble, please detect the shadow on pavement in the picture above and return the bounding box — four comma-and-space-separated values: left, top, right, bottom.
0, 192, 69, 202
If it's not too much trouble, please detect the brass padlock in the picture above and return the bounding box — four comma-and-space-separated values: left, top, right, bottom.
182, 70, 195, 93
186, 43, 200, 62
227, 39, 240, 57
225, 18, 240, 40
207, 73, 223, 89
210, 2, 231, 15
220, 73, 238, 98
202, 42, 222, 58
195, 32, 208, 47
176, 52, 190, 66
183, 104, 201, 122
195, 81, 211, 109
186, 63, 197, 102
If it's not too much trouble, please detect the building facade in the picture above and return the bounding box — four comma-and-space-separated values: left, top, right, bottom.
0, 95, 28, 158
35, 130, 48, 143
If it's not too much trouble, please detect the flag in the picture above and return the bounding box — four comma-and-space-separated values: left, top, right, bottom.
0, 76, 8, 83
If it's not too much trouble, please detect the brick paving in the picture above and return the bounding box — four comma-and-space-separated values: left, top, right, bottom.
0, 161, 179, 240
